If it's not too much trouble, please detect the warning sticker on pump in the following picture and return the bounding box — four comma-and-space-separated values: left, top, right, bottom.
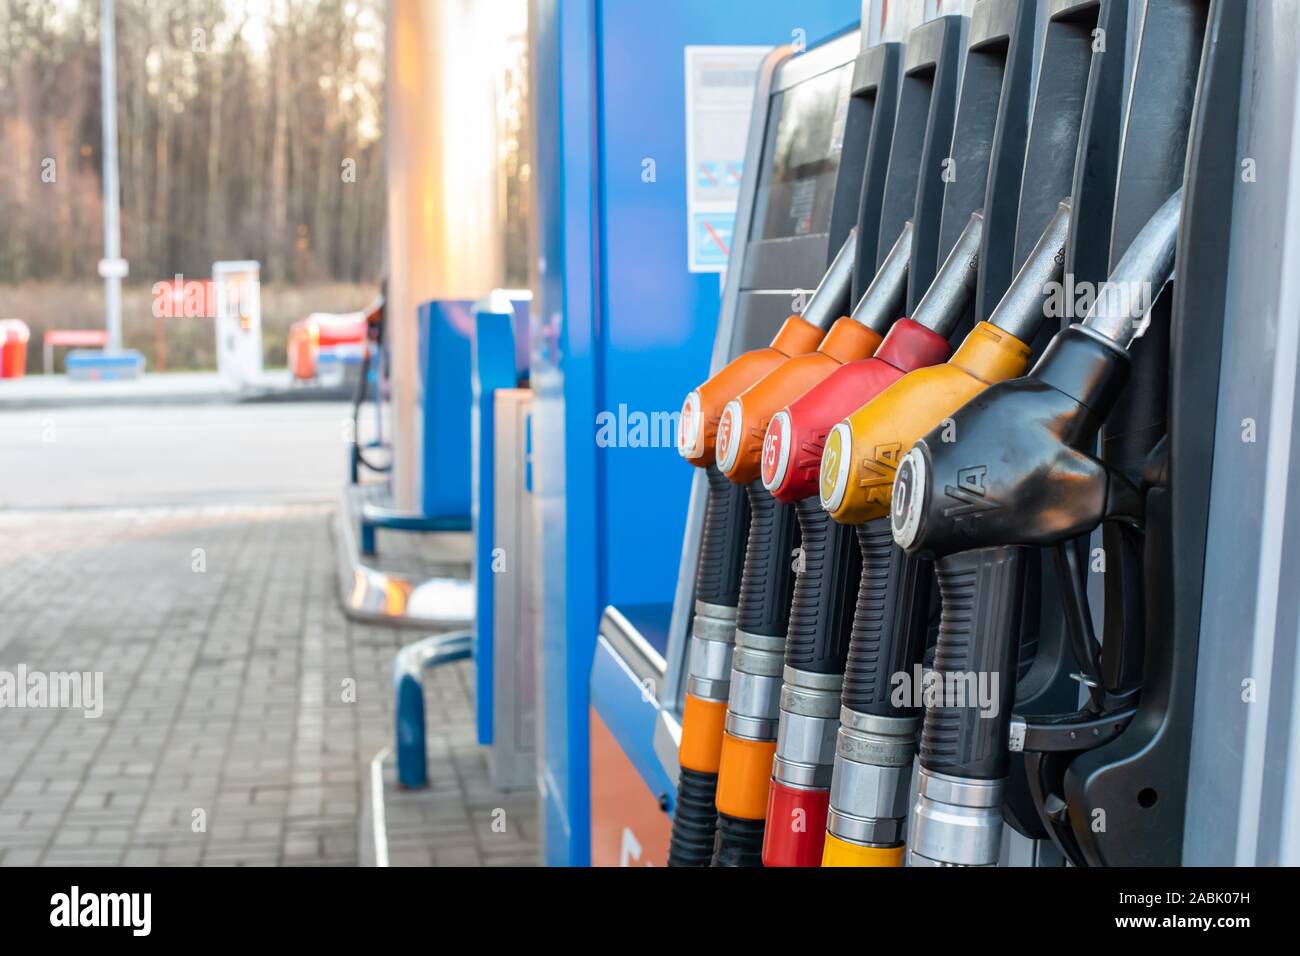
685, 45, 771, 273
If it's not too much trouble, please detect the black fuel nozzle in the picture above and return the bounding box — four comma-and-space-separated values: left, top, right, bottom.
891, 189, 1182, 867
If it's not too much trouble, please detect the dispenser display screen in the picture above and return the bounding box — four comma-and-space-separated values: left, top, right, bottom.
750, 62, 853, 241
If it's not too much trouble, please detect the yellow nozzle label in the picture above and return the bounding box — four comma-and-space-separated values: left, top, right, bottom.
819, 422, 851, 513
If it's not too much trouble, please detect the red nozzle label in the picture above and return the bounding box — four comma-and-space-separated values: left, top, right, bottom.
761, 411, 791, 492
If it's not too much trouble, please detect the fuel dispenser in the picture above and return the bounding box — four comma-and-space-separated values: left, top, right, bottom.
669, 12, 967, 866
585, 0, 1268, 869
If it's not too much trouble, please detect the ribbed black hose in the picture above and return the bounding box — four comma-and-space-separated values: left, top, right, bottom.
708, 482, 793, 869
666, 467, 751, 867
784, 499, 862, 673
840, 517, 933, 716
712, 814, 765, 868
695, 465, 751, 606
736, 483, 801, 637
919, 546, 1026, 780
668, 768, 719, 867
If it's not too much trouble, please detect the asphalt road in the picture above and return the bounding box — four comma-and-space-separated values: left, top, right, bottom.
0, 401, 369, 510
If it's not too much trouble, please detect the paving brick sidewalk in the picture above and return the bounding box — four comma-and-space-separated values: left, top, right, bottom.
0, 504, 536, 866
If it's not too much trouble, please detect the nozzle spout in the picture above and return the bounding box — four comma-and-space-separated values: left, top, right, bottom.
911, 210, 984, 340
989, 200, 1072, 343
849, 222, 912, 335
1081, 189, 1182, 351
801, 229, 858, 332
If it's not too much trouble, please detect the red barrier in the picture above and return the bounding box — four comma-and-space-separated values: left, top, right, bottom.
1, 319, 31, 379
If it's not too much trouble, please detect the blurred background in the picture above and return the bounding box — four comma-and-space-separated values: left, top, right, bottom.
0, 0, 529, 372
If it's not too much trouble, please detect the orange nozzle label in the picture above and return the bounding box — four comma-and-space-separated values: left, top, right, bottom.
720, 350, 852, 484
715, 733, 777, 821
677, 391, 702, 458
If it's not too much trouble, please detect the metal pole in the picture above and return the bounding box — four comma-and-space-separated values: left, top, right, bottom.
100, 0, 123, 353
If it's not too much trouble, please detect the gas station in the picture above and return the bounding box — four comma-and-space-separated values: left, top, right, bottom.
2, 0, 1300, 888
348, 0, 1300, 870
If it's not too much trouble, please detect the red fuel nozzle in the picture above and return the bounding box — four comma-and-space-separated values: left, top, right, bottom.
760, 319, 953, 503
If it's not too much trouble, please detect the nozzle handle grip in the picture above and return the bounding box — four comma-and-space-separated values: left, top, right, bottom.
695, 465, 752, 607
918, 545, 1027, 780
736, 484, 801, 637
840, 518, 933, 717
667, 768, 719, 867
784, 499, 863, 673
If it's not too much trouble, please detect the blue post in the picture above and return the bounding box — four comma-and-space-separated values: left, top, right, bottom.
392, 631, 473, 788
471, 303, 523, 746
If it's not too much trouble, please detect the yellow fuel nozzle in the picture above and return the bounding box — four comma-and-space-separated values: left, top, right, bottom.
820, 201, 1071, 525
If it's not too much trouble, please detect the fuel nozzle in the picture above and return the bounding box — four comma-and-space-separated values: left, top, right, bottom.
893, 191, 1181, 867
669, 231, 857, 866
677, 231, 857, 467
715, 229, 897, 484
819, 201, 1070, 525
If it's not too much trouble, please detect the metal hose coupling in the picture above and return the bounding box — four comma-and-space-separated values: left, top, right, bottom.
772, 667, 843, 789
820, 709, 915, 864
724, 629, 786, 741
762, 667, 841, 866
687, 599, 738, 703
907, 768, 1006, 867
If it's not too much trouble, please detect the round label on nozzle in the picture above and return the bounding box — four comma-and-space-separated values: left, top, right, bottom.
819, 422, 852, 513
716, 400, 743, 473
891, 446, 927, 550
677, 391, 701, 458
761, 411, 791, 492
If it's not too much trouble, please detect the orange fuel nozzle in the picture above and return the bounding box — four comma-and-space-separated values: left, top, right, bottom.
714, 224, 917, 484
677, 229, 859, 467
